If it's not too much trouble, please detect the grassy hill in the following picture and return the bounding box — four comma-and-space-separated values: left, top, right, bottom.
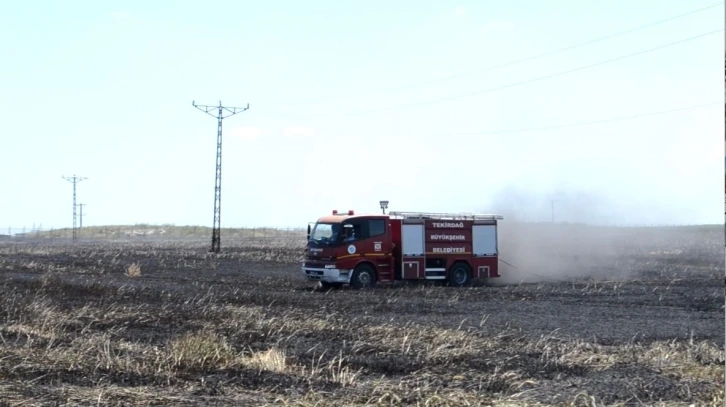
6, 222, 720, 244
12, 224, 306, 243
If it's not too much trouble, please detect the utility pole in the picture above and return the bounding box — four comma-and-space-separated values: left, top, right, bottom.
62, 175, 87, 243
193, 100, 250, 253
79, 204, 85, 229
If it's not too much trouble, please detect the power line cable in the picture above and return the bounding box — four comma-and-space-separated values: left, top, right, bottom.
445, 101, 720, 137
337, 28, 723, 116
273, 29, 721, 119
282, 2, 723, 106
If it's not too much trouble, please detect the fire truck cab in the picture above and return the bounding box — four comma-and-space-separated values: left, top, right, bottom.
302, 209, 503, 288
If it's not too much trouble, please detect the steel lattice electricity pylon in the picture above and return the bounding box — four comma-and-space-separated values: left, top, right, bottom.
79, 203, 86, 229
193, 100, 249, 253
62, 175, 88, 243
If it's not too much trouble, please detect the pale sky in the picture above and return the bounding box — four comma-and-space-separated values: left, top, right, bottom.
1, 0, 723, 229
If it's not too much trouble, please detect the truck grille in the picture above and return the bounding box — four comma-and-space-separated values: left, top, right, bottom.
305, 269, 323, 279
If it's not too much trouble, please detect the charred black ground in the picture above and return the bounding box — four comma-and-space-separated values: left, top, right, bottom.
0, 224, 723, 406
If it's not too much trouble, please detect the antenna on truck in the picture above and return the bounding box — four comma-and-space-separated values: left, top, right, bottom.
379, 200, 389, 214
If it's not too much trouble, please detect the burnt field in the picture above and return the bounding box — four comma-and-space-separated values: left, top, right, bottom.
0, 224, 723, 406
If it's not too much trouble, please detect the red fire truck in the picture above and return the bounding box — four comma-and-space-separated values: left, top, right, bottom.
302, 209, 503, 288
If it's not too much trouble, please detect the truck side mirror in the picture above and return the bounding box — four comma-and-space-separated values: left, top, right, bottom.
307, 224, 311, 240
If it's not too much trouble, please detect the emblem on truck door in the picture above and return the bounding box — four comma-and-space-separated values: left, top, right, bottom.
347, 245, 356, 255
374, 242, 382, 252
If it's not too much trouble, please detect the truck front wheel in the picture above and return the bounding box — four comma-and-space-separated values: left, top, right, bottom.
448, 263, 472, 287
351, 264, 376, 289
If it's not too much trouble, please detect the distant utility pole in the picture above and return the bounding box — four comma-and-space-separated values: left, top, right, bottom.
192, 100, 250, 253
79, 203, 86, 229
62, 175, 88, 243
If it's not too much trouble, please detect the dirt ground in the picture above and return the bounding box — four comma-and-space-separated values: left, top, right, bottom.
0, 225, 723, 406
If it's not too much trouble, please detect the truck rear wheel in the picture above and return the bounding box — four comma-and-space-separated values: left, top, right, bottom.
351, 264, 376, 289
448, 263, 471, 287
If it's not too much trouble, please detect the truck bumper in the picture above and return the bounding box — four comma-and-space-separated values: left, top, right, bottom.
301, 265, 352, 284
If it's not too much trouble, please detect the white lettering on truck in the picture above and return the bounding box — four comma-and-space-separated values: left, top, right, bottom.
430, 234, 466, 241
432, 247, 466, 254
431, 222, 465, 228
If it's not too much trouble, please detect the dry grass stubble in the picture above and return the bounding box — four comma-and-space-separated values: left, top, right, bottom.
0, 224, 722, 406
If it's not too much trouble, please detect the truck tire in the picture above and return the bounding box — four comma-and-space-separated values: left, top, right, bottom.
351, 264, 376, 289
448, 263, 471, 287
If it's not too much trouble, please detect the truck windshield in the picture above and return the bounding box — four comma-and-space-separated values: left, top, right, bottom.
309, 222, 340, 244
